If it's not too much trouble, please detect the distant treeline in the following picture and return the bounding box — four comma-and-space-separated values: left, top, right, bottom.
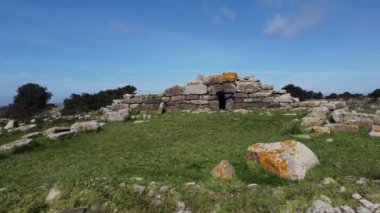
62, 85, 136, 115
282, 84, 380, 101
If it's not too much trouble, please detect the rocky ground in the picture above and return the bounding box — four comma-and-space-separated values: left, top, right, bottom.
0, 101, 380, 212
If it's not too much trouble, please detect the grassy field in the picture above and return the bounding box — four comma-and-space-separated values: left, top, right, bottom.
0, 109, 380, 212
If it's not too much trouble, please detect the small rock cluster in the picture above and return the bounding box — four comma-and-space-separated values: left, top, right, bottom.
0, 120, 103, 151
298, 101, 380, 136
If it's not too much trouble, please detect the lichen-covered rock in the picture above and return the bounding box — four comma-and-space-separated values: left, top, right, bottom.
0, 138, 33, 151
70, 120, 100, 133
222, 72, 238, 82
324, 124, 359, 133
211, 160, 236, 179
246, 140, 319, 180
369, 125, 380, 137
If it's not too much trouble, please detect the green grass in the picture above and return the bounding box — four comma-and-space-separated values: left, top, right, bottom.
0, 109, 379, 212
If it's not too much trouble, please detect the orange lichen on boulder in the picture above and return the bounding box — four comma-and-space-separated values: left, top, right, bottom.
211, 160, 236, 179
246, 140, 319, 180
222, 72, 238, 82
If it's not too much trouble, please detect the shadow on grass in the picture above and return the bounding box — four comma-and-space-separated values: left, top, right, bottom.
238, 162, 288, 186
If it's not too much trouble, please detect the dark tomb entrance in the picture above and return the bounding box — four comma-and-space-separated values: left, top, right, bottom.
216, 91, 226, 110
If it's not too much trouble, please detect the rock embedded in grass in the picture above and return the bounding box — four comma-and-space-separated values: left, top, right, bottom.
211, 160, 236, 179
133, 184, 145, 193
45, 186, 61, 202
339, 205, 355, 213
322, 177, 337, 186
307, 200, 334, 213
246, 140, 319, 180
352, 193, 362, 200
70, 120, 100, 133
369, 125, 380, 137
356, 206, 372, 213
21, 131, 42, 139
0, 138, 33, 151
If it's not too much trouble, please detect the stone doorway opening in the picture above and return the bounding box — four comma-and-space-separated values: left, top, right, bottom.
216, 92, 226, 110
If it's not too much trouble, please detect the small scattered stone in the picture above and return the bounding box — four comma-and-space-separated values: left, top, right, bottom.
326, 138, 334, 143
293, 134, 311, 140
338, 186, 347, 193
133, 120, 149, 124
356, 206, 371, 213
133, 184, 145, 193
352, 193, 362, 200
356, 177, 369, 185
307, 200, 334, 213
131, 177, 143, 181
211, 160, 236, 179
119, 182, 126, 187
322, 177, 337, 186
184, 182, 200, 189
247, 183, 259, 191
0, 187, 7, 192
177, 201, 186, 211
359, 199, 374, 210
339, 205, 355, 213
45, 186, 61, 202
152, 194, 163, 206
320, 195, 331, 204
159, 185, 169, 193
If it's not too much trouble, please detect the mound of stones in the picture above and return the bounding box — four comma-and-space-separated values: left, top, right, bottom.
246, 140, 319, 180
162, 72, 299, 110
101, 72, 300, 121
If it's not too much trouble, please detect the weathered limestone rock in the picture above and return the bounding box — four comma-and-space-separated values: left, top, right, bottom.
225, 99, 234, 110
369, 125, 380, 137
0, 138, 33, 151
21, 132, 42, 139
262, 84, 273, 90
307, 106, 330, 119
340, 205, 355, 213
183, 84, 207, 95
164, 85, 183, 96
7, 124, 36, 133
236, 82, 260, 93
43, 127, 73, 140
274, 94, 294, 103
332, 109, 350, 123
4, 120, 17, 130
246, 140, 319, 180
103, 109, 130, 122
171, 95, 185, 101
158, 102, 165, 114
312, 126, 331, 135
324, 124, 359, 133
70, 121, 100, 133
203, 74, 224, 85
211, 160, 236, 179
299, 101, 321, 108
302, 117, 323, 128
46, 186, 61, 202
307, 200, 335, 213
123, 93, 135, 100
222, 83, 237, 93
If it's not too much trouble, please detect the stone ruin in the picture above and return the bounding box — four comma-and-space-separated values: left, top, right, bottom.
104, 72, 299, 116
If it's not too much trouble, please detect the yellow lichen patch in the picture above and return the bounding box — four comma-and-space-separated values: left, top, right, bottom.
257, 150, 293, 179
372, 125, 380, 133
222, 72, 237, 82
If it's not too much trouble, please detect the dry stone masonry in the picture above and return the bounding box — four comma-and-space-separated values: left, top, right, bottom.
101, 72, 299, 120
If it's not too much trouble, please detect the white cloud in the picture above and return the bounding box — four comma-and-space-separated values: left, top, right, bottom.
264, 0, 329, 37
202, 2, 236, 26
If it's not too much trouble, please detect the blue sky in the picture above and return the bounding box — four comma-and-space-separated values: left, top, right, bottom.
1, 0, 379, 105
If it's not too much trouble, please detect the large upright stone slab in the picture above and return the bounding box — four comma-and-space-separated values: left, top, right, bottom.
183, 84, 207, 95
246, 140, 319, 180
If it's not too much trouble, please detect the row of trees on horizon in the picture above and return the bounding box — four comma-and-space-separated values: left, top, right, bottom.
1, 83, 379, 120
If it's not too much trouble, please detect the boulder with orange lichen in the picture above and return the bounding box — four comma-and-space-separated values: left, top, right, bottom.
246, 140, 319, 180
369, 125, 380, 137
211, 160, 236, 179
